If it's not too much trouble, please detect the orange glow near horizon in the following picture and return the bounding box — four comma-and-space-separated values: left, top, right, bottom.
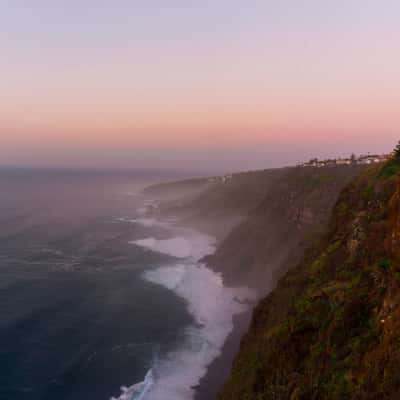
2, 88, 399, 147
1, 1, 400, 170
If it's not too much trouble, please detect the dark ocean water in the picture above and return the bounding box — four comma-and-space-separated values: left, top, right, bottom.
0, 169, 192, 400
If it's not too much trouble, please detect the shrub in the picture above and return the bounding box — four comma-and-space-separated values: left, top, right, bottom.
378, 158, 400, 180
377, 257, 392, 272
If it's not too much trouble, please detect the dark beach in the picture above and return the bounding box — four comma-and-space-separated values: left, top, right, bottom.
194, 308, 254, 400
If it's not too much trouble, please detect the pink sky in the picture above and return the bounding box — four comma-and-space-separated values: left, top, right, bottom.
1, 1, 399, 171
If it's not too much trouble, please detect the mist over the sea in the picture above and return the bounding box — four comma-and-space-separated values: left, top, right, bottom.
0, 168, 254, 400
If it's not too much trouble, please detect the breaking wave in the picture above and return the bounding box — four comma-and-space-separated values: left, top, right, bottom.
112, 223, 255, 400
131, 233, 215, 260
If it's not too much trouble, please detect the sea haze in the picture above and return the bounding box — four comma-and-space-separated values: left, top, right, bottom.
0, 168, 254, 400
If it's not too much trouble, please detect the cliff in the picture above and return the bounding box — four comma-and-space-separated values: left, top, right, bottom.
203, 165, 363, 290
218, 160, 400, 399
143, 177, 212, 202
146, 168, 286, 240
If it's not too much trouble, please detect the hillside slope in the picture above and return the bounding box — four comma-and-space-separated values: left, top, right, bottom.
143, 177, 212, 202
145, 169, 286, 240
219, 161, 400, 399
204, 165, 363, 289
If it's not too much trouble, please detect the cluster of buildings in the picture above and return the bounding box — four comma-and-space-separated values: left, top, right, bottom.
208, 174, 233, 183
206, 152, 393, 185
300, 153, 392, 168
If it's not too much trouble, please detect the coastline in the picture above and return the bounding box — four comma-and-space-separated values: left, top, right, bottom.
173, 222, 258, 400
144, 163, 366, 399
169, 223, 258, 400
194, 308, 254, 400
126, 197, 257, 400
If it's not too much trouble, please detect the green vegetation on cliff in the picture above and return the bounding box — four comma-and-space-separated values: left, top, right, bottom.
204, 165, 363, 289
219, 161, 400, 399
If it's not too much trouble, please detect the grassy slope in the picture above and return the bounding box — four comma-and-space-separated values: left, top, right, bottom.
219, 160, 400, 399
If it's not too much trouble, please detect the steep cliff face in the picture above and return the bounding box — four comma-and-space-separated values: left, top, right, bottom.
148, 168, 286, 240
204, 166, 363, 289
219, 163, 400, 400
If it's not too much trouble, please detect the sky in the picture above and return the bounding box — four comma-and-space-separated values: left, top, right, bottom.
1, 0, 400, 172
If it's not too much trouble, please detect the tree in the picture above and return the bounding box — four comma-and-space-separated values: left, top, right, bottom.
394, 141, 400, 159
350, 153, 357, 164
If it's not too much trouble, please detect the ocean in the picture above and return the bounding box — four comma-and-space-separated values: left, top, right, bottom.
0, 168, 253, 400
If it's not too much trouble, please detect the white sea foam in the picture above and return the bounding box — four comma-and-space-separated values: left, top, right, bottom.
128, 218, 166, 228
143, 263, 255, 397
112, 222, 256, 400
117, 216, 174, 229
131, 233, 215, 261
111, 370, 154, 400
135, 200, 158, 216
